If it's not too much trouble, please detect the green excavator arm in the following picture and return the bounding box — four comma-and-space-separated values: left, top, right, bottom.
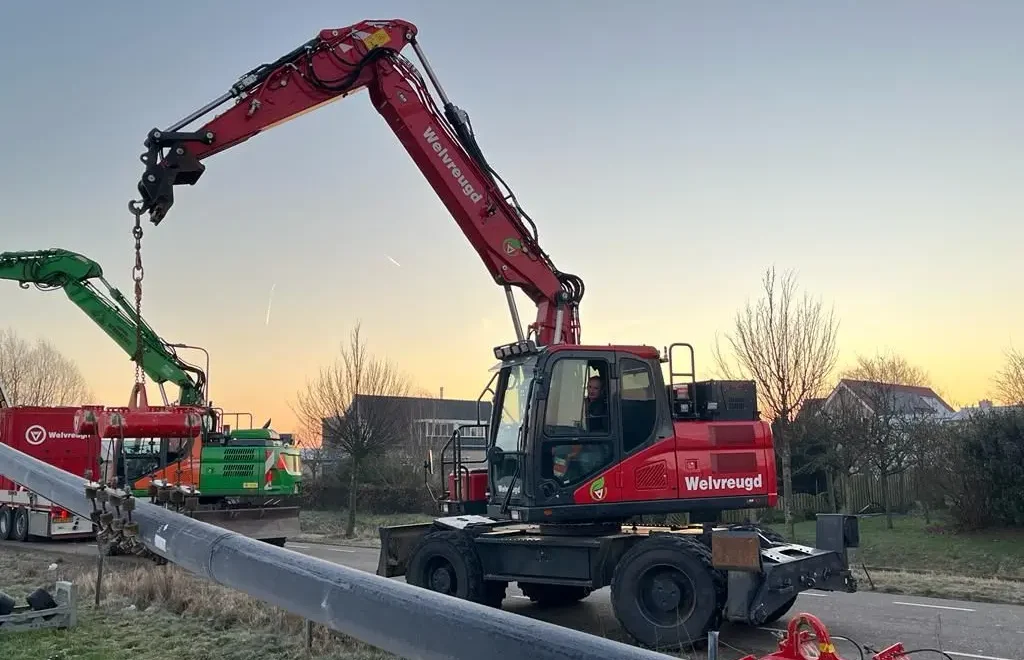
0, 248, 207, 405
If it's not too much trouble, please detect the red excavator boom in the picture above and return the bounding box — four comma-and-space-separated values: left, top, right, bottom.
132, 19, 583, 347
125, 17, 864, 649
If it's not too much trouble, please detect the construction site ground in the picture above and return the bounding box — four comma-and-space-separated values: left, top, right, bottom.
3, 535, 1020, 660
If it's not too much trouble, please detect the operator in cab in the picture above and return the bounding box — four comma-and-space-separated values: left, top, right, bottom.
585, 375, 608, 432
551, 374, 610, 486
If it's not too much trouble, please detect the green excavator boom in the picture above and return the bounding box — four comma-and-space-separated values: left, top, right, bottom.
0, 248, 207, 405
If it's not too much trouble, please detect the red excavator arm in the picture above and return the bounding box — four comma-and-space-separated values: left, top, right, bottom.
131, 19, 583, 346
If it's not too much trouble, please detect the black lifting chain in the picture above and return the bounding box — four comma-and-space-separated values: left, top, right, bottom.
128, 200, 146, 384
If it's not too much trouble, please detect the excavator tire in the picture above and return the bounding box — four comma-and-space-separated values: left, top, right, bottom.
406, 529, 505, 608
611, 534, 725, 649
518, 582, 592, 608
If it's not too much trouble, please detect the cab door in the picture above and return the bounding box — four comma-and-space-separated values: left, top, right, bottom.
612, 352, 678, 502
532, 349, 620, 506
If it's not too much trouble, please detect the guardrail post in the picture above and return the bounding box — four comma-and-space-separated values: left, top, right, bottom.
94, 545, 104, 606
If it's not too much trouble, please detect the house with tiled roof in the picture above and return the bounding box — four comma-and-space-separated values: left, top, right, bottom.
819, 378, 955, 420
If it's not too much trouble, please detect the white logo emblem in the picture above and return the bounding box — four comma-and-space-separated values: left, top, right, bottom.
25, 424, 47, 446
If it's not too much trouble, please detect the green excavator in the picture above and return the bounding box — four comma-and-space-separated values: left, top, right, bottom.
0, 248, 303, 545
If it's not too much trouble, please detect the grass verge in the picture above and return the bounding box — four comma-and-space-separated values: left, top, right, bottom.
767, 514, 1024, 605
852, 566, 1024, 605
297, 510, 433, 546
0, 548, 396, 660
769, 514, 1024, 579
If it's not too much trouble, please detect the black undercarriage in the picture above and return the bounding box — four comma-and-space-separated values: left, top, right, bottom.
378, 513, 859, 648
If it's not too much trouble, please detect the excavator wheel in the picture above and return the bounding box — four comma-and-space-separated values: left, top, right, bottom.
611, 534, 725, 649
518, 582, 592, 608
406, 529, 506, 608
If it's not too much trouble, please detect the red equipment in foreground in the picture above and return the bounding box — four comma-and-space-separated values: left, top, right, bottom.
741, 614, 908, 660
125, 17, 860, 648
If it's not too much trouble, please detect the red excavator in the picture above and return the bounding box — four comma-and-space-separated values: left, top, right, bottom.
125, 18, 859, 648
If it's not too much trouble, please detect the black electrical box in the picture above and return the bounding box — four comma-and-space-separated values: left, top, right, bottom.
692, 380, 758, 421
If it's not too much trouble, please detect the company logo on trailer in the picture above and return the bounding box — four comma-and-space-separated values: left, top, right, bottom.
683, 474, 764, 492
25, 424, 47, 446
22, 424, 88, 445
422, 127, 484, 204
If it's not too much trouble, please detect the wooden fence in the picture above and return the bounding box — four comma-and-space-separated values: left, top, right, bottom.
718, 471, 920, 524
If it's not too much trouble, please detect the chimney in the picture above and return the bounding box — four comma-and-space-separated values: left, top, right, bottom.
439, 386, 444, 400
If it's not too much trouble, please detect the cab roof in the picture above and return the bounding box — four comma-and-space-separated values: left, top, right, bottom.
545, 344, 660, 360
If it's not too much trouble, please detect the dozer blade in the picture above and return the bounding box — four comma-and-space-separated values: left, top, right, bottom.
377, 522, 434, 578
190, 506, 302, 543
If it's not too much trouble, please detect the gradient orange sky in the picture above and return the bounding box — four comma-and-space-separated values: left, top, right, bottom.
1, 2, 1020, 435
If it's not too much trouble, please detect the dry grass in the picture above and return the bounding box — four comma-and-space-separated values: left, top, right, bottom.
853, 566, 1024, 605
0, 547, 396, 659
297, 510, 433, 545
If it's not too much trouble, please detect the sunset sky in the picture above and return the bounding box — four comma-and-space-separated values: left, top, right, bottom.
1, 1, 1020, 436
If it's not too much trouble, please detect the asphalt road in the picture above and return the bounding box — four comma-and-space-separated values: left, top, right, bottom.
4, 538, 1022, 659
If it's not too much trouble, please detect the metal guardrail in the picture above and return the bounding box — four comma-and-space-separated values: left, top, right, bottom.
0, 441, 671, 660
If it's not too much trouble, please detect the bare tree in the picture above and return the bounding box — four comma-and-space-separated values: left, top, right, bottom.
292, 322, 416, 537
713, 266, 840, 540
993, 346, 1024, 405
842, 352, 938, 529
0, 327, 93, 406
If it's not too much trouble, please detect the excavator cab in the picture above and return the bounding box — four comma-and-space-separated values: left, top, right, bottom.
482, 340, 674, 524
437, 339, 774, 525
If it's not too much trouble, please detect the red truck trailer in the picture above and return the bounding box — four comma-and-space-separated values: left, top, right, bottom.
0, 386, 99, 541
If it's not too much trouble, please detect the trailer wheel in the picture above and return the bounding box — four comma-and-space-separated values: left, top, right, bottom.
519, 582, 592, 608
611, 535, 725, 649
0, 506, 11, 540
406, 529, 504, 607
12, 507, 29, 542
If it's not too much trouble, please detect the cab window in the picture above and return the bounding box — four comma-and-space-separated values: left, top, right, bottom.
620, 357, 658, 453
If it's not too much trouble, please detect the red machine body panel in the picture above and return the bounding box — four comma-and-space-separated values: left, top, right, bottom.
572, 420, 777, 507
0, 406, 101, 490
448, 469, 488, 503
